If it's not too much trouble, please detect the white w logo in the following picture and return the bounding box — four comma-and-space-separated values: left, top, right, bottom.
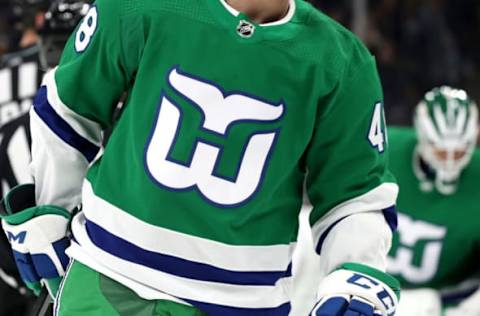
387, 213, 447, 283
145, 68, 284, 207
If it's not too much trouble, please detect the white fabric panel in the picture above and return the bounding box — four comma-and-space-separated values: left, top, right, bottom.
81, 180, 295, 272
68, 212, 292, 308
445, 289, 480, 316
290, 203, 320, 316
318, 212, 392, 279
395, 289, 442, 316
42, 69, 102, 146
311, 182, 398, 244
30, 109, 89, 210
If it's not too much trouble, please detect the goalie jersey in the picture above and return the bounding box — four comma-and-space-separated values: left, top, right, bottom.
30, 0, 398, 314
387, 127, 480, 300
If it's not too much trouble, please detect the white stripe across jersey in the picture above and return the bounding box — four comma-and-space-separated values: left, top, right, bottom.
311, 182, 399, 244
67, 180, 294, 308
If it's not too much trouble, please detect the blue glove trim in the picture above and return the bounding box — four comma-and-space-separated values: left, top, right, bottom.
12, 250, 41, 283
53, 237, 71, 269
11, 237, 70, 284
348, 298, 374, 314
314, 297, 348, 316
339, 263, 400, 300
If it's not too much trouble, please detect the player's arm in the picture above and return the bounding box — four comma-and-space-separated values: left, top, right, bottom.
1, 0, 143, 298
31, 0, 142, 209
306, 39, 400, 316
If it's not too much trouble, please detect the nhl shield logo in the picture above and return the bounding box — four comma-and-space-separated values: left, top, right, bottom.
236, 20, 255, 38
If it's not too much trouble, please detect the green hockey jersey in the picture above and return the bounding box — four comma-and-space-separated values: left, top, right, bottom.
29, 0, 398, 314
387, 127, 480, 296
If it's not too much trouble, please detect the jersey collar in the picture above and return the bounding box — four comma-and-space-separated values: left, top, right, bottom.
208, 0, 302, 42
219, 0, 296, 26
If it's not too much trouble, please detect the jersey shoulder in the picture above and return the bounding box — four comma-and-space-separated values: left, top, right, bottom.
297, 1, 374, 73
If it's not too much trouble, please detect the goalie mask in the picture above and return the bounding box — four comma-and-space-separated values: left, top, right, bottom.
414, 86, 479, 195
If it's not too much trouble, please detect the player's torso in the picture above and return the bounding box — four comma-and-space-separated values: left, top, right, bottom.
386, 127, 480, 289
89, 0, 347, 246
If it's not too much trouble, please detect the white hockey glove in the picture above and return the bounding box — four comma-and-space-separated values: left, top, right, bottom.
0, 184, 71, 299
310, 263, 400, 316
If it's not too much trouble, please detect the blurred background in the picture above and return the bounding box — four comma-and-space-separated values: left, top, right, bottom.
0, 1, 479, 315
1, 0, 480, 125
310, 0, 480, 125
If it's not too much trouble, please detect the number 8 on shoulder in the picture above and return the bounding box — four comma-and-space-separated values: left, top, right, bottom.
75, 6, 98, 53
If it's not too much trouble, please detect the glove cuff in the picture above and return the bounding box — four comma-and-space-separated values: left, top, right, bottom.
339, 262, 401, 300
0, 184, 70, 224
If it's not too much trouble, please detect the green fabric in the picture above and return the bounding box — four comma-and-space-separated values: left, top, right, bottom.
25, 277, 62, 298
340, 262, 401, 299
25, 277, 63, 297
55, 0, 394, 247
56, 261, 206, 316
387, 127, 480, 290
25, 280, 42, 296
45, 277, 64, 298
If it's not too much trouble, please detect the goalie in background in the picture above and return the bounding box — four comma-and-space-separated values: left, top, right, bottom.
387, 86, 480, 316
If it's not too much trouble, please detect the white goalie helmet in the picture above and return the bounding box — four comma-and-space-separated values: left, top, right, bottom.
414, 86, 479, 195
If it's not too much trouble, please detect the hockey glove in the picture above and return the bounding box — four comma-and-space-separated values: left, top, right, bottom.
310, 263, 400, 316
0, 184, 71, 299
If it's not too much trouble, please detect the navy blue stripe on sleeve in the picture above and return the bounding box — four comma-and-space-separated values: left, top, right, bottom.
33, 86, 100, 162
315, 216, 348, 255
382, 206, 398, 233
315, 206, 397, 255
